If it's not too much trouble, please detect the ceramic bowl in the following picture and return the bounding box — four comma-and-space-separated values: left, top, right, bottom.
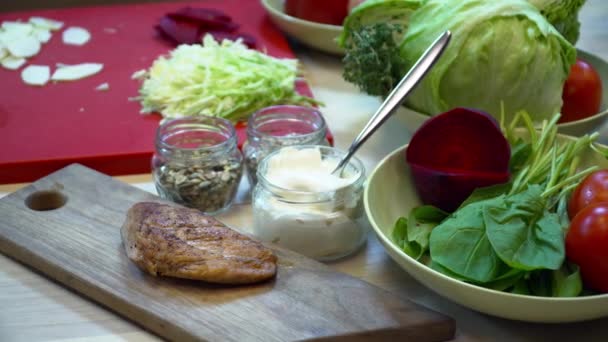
396, 49, 608, 137
260, 0, 344, 55
364, 134, 608, 323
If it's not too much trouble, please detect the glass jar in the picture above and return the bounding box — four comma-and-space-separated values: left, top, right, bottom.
152, 116, 243, 215
242, 105, 328, 186
251, 145, 367, 261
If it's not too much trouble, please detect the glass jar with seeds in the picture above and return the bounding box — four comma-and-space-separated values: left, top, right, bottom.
242, 105, 328, 186
152, 116, 243, 215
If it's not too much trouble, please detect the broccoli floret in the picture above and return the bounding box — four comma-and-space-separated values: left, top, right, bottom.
342, 23, 407, 97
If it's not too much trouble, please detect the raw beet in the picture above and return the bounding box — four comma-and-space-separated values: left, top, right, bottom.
157, 7, 255, 48
168, 7, 239, 32
158, 15, 202, 45
405, 108, 511, 212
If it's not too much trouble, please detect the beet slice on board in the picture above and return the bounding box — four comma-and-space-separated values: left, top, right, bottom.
405, 107, 511, 212
157, 15, 202, 45
167, 7, 238, 31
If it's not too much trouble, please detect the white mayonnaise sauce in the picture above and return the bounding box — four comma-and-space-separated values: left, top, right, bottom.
252, 146, 366, 261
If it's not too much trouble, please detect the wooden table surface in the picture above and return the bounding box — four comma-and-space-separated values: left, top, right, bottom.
2, 1, 608, 341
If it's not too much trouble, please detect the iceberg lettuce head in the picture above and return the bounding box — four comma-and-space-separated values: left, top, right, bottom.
400, 0, 576, 123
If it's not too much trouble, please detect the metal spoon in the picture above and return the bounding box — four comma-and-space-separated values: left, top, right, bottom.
332, 30, 452, 176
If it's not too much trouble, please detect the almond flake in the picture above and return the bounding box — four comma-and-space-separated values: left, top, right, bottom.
95, 82, 110, 91
62, 27, 91, 46
21, 64, 50, 86
5, 35, 41, 58
29, 17, 64, 31
1, 56, 26, 70
34, 29, 52, 43
51, 63, 103, 81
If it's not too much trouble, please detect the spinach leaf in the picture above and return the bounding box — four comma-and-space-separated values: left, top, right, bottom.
391, 206, 448, 260
457, 182, 512, 210
484, 185, 565, 271
485, 268, 526, 291
551, 262, 582, 297
429, 197, 506, 283
511, 277, 531, 295
528, 270, 553, 296
406, 206, 448, 258
392, 217, 419, 257
429, 260, 470, 282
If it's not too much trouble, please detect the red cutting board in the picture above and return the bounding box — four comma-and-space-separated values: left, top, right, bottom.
0, 0, 313, 184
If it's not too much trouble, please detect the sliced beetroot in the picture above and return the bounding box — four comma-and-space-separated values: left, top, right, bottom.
168, 7, 236, 31
158, 15, 202, 45
406, 107, 511, 212
157, 7, 257, 49
208, 31, 257, 49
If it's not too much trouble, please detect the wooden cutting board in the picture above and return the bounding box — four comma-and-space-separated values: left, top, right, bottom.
0, 164, 455, 341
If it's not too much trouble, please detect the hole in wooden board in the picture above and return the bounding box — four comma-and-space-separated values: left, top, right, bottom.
25, 190, 68, 211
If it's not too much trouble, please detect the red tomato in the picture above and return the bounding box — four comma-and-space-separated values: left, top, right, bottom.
285, 0, 349, 26
568, 170, 608, 219
560, 58, 603, 123
566, 202, 608, 293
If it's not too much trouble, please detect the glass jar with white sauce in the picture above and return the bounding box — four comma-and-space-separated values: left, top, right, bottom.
242, 105, 328, 187
251, 145, 366, 261
152, 116, 243, 215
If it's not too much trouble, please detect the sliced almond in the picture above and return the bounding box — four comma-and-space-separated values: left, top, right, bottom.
131, 69, 146, 79
95, 82, 110, 91
1, 21, 33, 35
51, 63, 103, 81
21, 64, 50, 86
62, 27, 91, 46
29, 17, 64, 31
5, 35, 41, 58
34, 28, 52, 43
1, 56, 26, 70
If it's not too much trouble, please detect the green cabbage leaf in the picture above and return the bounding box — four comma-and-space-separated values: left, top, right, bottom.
400, 0, 576, 123
528, 0, 587, 44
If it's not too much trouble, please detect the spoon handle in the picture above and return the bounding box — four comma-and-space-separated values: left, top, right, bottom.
333, 30, 452, 175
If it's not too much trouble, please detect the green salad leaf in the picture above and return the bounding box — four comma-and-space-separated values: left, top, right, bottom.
392, 205, 448, 260
429, 196, 506, 283
133, 35, 321, 122
484, 185, 564, 271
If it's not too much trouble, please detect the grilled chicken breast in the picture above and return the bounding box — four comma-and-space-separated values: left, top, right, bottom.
121, 202, 277, 284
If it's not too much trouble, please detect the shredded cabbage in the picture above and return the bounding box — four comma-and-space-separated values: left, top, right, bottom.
133, 35, 321, 122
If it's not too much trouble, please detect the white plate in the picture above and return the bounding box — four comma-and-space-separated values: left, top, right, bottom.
260, 0, 344, 55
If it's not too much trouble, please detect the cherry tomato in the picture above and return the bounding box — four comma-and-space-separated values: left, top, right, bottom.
566, 202, 608, 293
560, 58, 603, 123
285, 0, 349, 26
568, 170, 608, 219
